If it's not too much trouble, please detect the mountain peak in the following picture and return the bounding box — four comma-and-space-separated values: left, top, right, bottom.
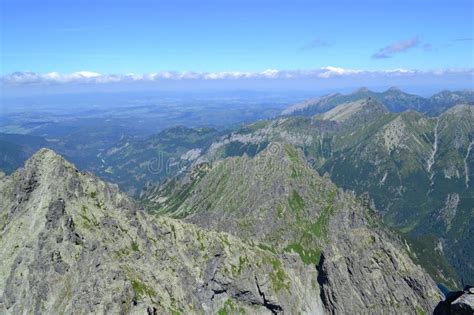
143, 140, 442, 313
29, 147, 63, 162
24, 148, 74, 177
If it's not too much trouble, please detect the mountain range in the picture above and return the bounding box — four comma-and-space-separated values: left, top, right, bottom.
145, 99, 473, 288
0, 148, 442, 313
1, 88, 473, 313
2, 88, 472, 197
282, 87, 474, 117
0, 149, 323, 313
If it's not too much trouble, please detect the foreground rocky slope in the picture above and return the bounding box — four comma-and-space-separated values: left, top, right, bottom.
0, 149, 323, 314
143, 143, 443, 313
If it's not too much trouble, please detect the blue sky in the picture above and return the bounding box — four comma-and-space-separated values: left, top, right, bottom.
0, 0, 473, 94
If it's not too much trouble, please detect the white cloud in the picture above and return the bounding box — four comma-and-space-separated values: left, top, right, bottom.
71, 71, 101, 79
318, 66, 362, 78
2, 67, 473, 85
260, 69, 280, 78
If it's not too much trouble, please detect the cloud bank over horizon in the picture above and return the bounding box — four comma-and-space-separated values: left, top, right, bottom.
1, 67, 472, 98
2, 67, 473, 86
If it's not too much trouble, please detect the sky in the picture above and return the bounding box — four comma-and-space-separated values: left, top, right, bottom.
0, 0, 473, 95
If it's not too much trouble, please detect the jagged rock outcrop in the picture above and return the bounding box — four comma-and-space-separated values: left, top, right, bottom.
434, 286, 474, 315
144, 143, 443, 314
0, 149, 322, 314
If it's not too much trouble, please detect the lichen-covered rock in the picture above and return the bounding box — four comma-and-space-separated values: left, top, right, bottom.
0, 149, 322, 314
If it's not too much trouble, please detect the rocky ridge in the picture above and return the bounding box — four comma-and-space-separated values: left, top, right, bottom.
0, 149, 323, 314
143, 143, 443, 314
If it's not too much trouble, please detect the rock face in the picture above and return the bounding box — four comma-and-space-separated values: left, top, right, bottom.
434, 286, 474, 315
144, 143, 443, 314
0, 149, 323, 314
